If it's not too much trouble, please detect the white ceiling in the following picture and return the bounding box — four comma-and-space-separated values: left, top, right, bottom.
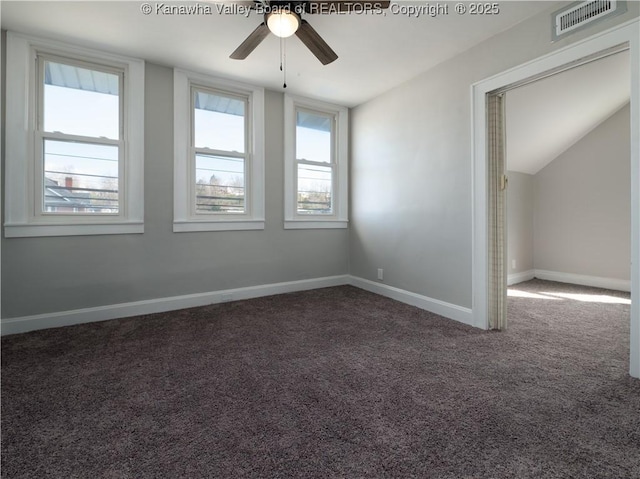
505, 50, 630, 175
1, 1, 561, 107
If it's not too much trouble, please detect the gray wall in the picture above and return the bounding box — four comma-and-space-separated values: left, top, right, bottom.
1, 62, 349, 318
350, 2, 638, 308
3, 3, 638, 319
507, 171, 534, 275
534, 104, 631, 280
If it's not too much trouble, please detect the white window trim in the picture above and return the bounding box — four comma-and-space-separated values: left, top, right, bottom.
284, 94, 348, 229
173, 69, 265, 232
4, 32, 145, 238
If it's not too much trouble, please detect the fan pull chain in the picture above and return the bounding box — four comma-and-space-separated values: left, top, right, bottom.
280, 37, 287, 89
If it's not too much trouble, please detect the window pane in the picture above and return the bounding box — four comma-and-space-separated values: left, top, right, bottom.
44, 139, 119, 214
297, 164, 332, 214
195, 154, 245, 213
43, 60, 120, 139
194, 90, 245, 152
296, 110, 332, 164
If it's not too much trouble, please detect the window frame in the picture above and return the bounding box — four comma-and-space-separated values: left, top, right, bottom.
191, 86, 249, 217
284, 94, 348, 229
173, 69, 265, 232
36, 53, 124, 218
4, 32, 145, 238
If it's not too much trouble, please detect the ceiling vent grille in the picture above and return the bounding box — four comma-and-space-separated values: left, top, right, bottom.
552, 1, 626, 40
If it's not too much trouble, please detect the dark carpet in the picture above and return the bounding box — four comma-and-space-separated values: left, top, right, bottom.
2, 281, 639, 478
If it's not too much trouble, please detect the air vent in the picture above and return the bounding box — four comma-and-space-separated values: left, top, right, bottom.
552, 1, 626, 40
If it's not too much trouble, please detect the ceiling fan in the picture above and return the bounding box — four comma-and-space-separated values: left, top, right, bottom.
227, 1, 391, 65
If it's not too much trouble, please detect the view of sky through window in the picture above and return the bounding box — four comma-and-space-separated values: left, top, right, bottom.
193, 90, 247, 213
42, 60, 120, 213
296, 110, 333, 214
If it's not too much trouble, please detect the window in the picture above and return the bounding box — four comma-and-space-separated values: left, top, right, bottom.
41, 58, 121, 215
284, 95, 348, 229
193, 89, 247, 214
174, 70, 265, 232
4, 32, 144, 237
296, 109, 333, 214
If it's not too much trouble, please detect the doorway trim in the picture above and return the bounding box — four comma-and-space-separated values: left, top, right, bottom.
471, 18, 640, 378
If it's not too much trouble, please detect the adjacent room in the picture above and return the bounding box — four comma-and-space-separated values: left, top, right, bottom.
504, 49, 632, 341
2, 1, 639, 477
506, 50, 631, 292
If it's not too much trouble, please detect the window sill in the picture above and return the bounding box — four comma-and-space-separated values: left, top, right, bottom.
4, 222, 144, 238
173, 220, 265, 233
284, 220, 348, 230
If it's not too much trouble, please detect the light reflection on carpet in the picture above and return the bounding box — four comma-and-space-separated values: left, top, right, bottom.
508, 288, 631, 305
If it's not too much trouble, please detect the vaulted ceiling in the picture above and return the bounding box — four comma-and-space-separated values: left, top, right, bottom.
506, 50, 630, 175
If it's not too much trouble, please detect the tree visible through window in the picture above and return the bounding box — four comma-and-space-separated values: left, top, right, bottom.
173, 69, 264, 232
284, 94, 347, 229
193, 88, 247, 214
296, 109, 334, 215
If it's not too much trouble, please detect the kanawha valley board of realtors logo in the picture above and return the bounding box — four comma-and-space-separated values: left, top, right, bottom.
141, 2, 498, 18
142, 2, 391, 16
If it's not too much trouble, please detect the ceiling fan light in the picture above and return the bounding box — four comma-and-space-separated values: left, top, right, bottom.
266, 10, 300, 38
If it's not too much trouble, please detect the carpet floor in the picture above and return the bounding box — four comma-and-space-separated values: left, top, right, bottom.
2, 280, 639, 478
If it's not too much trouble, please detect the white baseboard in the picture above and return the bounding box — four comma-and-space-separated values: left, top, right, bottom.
0, 275, 351, 336
533, 269, 631, 292
348, 276, 473, 326
508, 270, 536, 286
4, 268, 624, 337
1, 274, 475, 336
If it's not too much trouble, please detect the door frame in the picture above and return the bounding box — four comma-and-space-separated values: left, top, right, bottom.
471, 18, 640, 378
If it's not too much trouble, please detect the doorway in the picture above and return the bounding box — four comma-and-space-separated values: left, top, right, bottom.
504, 51, 631, 355
505, 49, 631, 303
471, 20, 640, 377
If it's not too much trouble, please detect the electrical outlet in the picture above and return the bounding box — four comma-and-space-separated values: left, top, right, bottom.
377, 268, 384, 281
511, 259, 516, 270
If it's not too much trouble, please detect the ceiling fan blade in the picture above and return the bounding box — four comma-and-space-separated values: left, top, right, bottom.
230, 22, 270, 60
295, 20, 338, 65
305, 1, 390, 13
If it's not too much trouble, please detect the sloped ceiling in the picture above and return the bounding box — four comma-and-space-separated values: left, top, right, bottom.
1, 1, 561, 107
505, 50, 630, 175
